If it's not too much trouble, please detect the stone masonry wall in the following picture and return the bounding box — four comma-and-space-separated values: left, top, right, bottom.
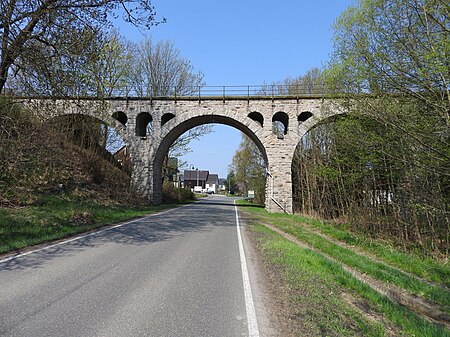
25, 97, 342, 213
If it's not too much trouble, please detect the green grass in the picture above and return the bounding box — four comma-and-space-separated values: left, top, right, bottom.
0, 194, 181, 254
289, 213, 449, 287
252, 223, 450, 337
238, 201, 449, 287
269, 218, 449, 309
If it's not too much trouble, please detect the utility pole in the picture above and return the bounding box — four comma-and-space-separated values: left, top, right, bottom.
196, 168, 199, 188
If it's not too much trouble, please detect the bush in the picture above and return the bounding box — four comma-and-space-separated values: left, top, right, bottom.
162, 183, 195, 203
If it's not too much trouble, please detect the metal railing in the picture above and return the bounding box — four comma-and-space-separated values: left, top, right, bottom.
115, 84, 327, 99
2, 84, 329, 100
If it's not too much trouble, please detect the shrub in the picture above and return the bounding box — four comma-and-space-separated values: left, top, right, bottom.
162, 183, 194, 203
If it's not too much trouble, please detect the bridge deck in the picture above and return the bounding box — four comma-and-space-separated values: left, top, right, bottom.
13, 94, 334, 101
6, 84, 336, 101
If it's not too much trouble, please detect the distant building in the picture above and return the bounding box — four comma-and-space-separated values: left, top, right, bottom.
183, 170, 220, 193
219, 178, 227, 191
205, 174, 219, 193
183, 170, 209, 190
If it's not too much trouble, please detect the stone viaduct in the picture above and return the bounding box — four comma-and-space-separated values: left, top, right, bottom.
21, 95, 344, 213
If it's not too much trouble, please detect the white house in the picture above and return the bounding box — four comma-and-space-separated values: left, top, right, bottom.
205, 174, 219, 193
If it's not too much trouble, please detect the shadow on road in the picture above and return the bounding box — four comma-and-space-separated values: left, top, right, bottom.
195, 200, 264, 209
0, 200, 239, 272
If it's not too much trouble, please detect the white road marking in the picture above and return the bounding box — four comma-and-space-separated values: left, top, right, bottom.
0, 204, 189, 264
234, 200, 260, 337
2, 199, 261, 336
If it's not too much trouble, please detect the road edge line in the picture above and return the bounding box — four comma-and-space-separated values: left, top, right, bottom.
234, 200, 260, 337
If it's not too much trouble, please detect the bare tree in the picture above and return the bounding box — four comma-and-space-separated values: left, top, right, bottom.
125, 37, 211, 179
127, 38, 204, 96
0, 0, 164, 93
7, 27, 104, 96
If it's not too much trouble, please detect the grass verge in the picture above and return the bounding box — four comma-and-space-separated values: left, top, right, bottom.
252, 223, 449, 337
269, 218, 449, 309
238, 201, 449, 336
281, 213, 448, 287
239, 202, 449, 287
0, 193, 182, 255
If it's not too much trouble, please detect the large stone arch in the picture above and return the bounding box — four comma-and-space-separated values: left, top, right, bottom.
41, 112, 128, 144
26, 98, 129, 141
126, 98, 346, 213
148, 114, 268, 206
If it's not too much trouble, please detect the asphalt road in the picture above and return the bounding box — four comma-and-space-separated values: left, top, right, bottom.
0, 195, 266, 337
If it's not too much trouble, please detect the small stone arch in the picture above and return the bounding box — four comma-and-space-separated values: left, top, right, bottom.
135, 112, 153, 137
298, 111, 313, 123
248, 111, 264, 127
161, 113, 175, 126
272, 111, 289, 138
112, 111, 127, 126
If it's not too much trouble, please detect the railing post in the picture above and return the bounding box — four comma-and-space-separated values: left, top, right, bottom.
198, 85, 201, 104
223, 86, 225, 103
271, 84, 274, 103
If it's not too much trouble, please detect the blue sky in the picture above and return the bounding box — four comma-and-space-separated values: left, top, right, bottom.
117, 0, 355, 178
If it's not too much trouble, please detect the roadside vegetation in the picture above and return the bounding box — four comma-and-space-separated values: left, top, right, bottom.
227, 135, 266, 204
0, 97, 195, 255
0, 194, 177, 254
296, 0, 449, 258
239, 201, 449, 337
